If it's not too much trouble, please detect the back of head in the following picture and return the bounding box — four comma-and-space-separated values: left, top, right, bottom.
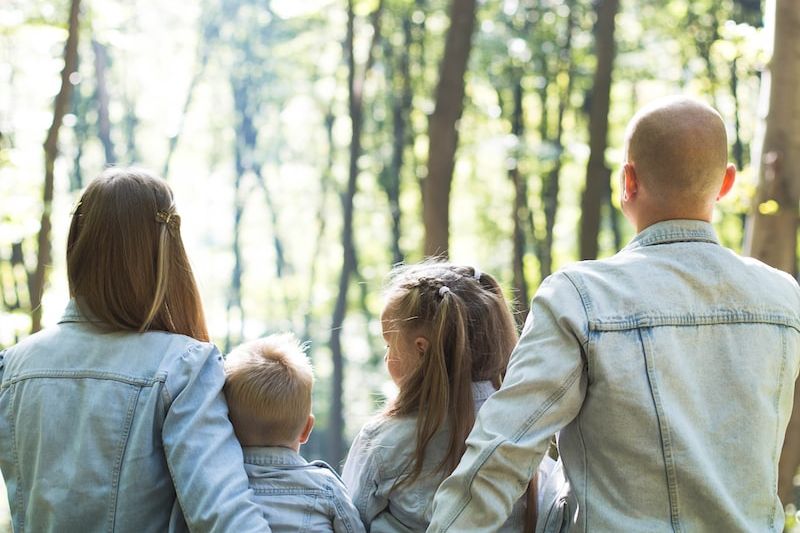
224, 333, 314, 446
67, 167, 208, 341
625, 96, 728, 208
384, 260, 518, 484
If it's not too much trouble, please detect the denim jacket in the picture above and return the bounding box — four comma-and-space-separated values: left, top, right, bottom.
429, 220, 800, 533
243, 446, 364, 533
0, 300, 270, 532
343, 381, 555, 532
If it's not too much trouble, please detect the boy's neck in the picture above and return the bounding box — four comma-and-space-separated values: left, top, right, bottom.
242, 440, 301, 452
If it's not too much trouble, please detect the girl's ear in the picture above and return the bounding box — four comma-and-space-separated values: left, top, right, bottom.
414, 336, 430, 356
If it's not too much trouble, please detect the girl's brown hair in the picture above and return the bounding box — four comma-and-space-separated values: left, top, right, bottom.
67, 167, 209, 341
383, 261, 518, 487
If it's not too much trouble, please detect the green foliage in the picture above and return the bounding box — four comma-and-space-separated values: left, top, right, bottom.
0, 0, 767, 458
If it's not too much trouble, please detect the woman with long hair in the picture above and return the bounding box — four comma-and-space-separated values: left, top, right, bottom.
0, 168, 268, 532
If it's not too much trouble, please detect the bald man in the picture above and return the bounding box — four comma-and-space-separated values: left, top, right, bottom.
428, 97, 800, 532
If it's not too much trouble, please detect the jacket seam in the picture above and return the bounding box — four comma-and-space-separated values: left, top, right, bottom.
5, 370, 166, 388
561, 272, 592, 347
330, 484, 355, 533
108, 385, 142, 531
440, 365, 582, 530
770, 330, 787, 529
639, 328, 682, 533
589, 312, 800, 332
9, 383, 24, 532
577, 409, 588, 531
160, 343, 203, 526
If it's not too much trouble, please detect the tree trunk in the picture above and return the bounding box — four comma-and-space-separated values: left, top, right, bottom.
30, 0, 81, 333
329, 0, 383, 467
743, 0, 800, 504
422, 0, 477, 257
92, 39, 115, 164
381, 11, 413, 266
578, 0, 619, 261
540, 0, 576, 279
505, 77, 530, 326
302, 108, 336, 347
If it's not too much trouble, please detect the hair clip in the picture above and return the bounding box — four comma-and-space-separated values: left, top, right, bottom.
70, 200, 82, 216
438, 286, 451, 297
472, 266, 482, 280
155, 210, 180, 229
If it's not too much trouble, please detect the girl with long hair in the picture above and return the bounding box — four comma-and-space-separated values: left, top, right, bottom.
342, 261, 555, 531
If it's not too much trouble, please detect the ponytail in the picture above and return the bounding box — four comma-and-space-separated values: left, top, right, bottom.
403, 288, 474, 486
384, 261, 518, 488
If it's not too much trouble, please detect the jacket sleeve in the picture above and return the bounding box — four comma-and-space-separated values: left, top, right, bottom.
331, 474, 368, 533
428, 272, 589, 532
342, 425, 386, 528
162, 342, 270, 533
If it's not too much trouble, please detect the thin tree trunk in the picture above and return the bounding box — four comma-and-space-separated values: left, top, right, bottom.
302, 108, 336, 347
30, 0, 81, 333
224, 83, 257, 352
92, 39, 115, 164
743, 0, 800, 503
70, 75, 90, 191
329, 0, 383, 467
422, 0, 477, 257
162, 14, 215, 179
578, 0, 619, 260
382, 11, 413, 266
540, 0, 576, 279
504, 76, 530, 326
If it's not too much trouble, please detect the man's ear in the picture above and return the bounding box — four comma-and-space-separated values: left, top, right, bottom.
414, 336, 430, 356
623, 162, 638, 201
716, 164, 736, 201
299, 414, 315, 445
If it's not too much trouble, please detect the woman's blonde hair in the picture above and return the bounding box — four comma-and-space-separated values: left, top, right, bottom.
383, 261, 518, 487
67, 167, 209, 341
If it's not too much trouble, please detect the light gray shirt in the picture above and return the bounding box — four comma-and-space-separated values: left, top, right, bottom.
429, 220, 800, 532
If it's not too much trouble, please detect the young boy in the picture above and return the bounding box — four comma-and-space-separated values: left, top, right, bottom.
224, 334, 365, 533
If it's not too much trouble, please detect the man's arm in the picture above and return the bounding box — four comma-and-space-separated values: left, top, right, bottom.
428, 272, 589, 532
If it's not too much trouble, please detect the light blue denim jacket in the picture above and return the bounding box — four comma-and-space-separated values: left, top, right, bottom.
0, 300, 270, 532
243, 446, 364, 533
343, 381, 555, 532
429, 220, 800, 533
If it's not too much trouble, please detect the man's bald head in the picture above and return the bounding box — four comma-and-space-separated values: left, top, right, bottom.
624, 96, 728, 208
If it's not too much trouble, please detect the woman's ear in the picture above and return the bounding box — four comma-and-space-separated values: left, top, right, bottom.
414, 336, 430, 356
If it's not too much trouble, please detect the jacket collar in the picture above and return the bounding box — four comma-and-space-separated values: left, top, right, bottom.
623, 219, 719, 251
243, 446, 307, 467
58, 299, 94, 324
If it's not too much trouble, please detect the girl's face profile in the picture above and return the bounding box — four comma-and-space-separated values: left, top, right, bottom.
380, 307, 418, 386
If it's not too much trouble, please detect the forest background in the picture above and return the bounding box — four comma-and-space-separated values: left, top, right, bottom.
2, 0, 800, 529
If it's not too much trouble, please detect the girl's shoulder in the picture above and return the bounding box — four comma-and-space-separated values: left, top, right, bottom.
358, 412, 419, 444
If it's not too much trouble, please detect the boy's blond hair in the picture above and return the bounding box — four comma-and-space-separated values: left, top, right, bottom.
224, 333, 314, 445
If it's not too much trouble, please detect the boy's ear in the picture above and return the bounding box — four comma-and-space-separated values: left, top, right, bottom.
299, 414, 315, 445
716, 164, 736, 201
414, 336, 430, 356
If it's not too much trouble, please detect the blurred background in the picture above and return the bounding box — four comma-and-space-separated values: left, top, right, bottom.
2, 0, 799, 529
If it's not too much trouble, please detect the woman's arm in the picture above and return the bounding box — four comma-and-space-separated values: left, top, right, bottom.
162, 342, 270, 533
